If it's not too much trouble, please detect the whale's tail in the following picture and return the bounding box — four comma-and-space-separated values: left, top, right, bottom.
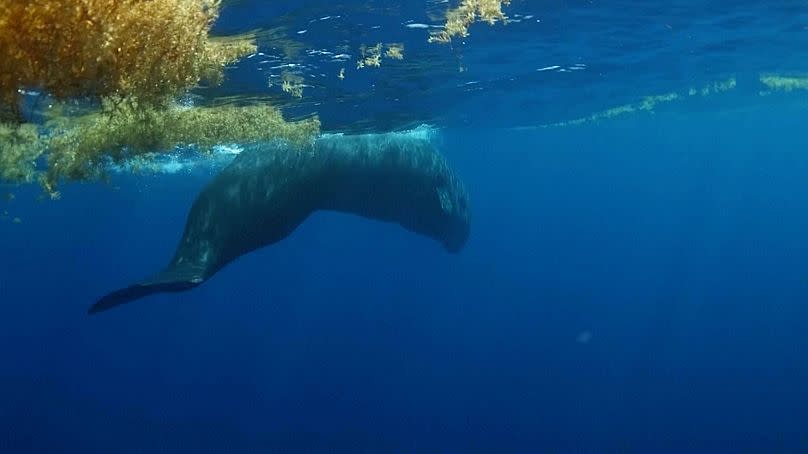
89, 265, 203, 314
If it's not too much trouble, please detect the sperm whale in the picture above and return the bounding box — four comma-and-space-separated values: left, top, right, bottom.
89, 131, 470, 314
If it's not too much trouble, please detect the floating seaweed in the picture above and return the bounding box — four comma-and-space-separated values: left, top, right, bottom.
429, 0, 511, 44
0, 0, 320, 194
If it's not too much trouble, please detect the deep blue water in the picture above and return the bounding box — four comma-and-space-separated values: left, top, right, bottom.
3, 1, 808, 452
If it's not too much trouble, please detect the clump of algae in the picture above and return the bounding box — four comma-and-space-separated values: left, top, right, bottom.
357, 43, 384, 69
356, 43, 405, 69
279, 72, 306, 98
0, 0, 320, 194
384, 43, 405, 60
759, 74, 808, 92
0, 123, 43, 183
0, 0, 253, 107
543, 78, 738, 128
43, 101, 320, 185
429, 0, 511, 44
688, 78, 737, 97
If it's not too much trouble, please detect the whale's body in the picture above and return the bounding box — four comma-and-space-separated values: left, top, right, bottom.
90, 132, 470, 314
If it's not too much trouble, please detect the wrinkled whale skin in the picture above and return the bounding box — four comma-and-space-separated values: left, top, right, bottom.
90, 132, 470, 314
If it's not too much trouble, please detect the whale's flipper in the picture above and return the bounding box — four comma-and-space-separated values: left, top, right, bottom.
89, 267, 203, 314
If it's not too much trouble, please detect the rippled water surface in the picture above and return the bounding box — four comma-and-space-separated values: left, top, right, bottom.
203, 0, 808, 130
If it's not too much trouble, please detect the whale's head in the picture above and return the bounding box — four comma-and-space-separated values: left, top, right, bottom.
433, 180, 470, 252
403, 171, 470, 253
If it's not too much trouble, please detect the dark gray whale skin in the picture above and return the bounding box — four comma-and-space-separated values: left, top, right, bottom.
89, 132, 470, 314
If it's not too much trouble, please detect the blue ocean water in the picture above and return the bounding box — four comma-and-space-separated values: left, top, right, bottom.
2, 1, 808, 452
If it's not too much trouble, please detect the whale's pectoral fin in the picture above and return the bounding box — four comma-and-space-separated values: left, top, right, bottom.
88, 266, 203, 314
